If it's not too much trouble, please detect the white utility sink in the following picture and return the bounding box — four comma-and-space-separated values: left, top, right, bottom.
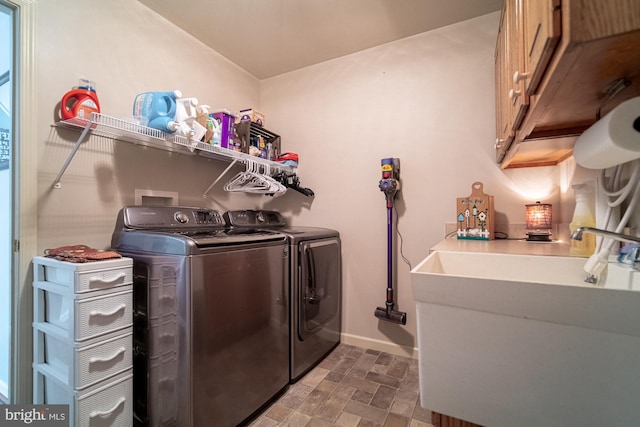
411, 250, 640, 427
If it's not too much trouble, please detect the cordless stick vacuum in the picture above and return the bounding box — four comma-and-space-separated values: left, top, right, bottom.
374, 158, 407, 325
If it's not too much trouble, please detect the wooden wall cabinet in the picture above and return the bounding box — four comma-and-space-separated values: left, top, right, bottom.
495, 0, 640, 168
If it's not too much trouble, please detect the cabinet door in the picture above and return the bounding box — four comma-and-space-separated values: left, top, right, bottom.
494, 19, 512, 162
521, 0, 561, 95
495, 0, 527, 162
505, 0, 528, 131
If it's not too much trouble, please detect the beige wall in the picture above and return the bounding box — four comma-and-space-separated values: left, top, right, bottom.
36, 0, 264, 252
34, 3, 604, 357
259, 13, 600, 355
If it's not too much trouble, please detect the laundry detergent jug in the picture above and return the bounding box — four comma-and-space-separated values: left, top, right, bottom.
133, 90, 182, 133
148, 116, 180, 133
60, 79, 101, 123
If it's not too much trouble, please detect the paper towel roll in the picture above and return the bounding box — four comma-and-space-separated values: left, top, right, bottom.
573, 96, 640, 169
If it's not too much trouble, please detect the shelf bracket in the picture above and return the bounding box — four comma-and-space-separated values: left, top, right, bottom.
202, 159, 239, 198
52, 117, 95, 189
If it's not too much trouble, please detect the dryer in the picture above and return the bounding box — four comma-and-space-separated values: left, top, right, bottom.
224, 210, 342, 382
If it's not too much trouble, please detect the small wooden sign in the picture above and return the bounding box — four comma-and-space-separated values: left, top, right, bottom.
456, 181, 495, 240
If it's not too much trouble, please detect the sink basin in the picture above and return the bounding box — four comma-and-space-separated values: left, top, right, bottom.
411, 250, 640, 427
412, 251, 640, 336
417, 249, 640, 288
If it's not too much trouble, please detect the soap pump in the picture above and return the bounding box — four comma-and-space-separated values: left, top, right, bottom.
570, 183, 596, 257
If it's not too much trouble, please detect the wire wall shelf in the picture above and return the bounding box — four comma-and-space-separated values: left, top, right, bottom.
53, 112, 294, 190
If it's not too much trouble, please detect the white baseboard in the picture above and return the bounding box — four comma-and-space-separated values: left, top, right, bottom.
341, 333, 418, 359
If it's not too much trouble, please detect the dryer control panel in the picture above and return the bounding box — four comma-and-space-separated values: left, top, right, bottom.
223, 210, 286, 228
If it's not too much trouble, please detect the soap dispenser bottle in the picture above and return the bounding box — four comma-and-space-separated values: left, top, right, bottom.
570, 183, 596, 257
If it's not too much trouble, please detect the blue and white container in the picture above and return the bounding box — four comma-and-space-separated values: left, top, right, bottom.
133, 90, 181, 133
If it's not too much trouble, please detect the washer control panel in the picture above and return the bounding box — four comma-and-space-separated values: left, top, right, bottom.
122, 206, 224, 230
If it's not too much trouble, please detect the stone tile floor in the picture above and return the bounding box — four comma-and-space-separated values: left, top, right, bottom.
249, 343, 434, 427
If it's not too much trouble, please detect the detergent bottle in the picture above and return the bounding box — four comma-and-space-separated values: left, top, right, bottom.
175, 97, 198, 123
133, 90, 181, 133
211, 118, 221, 146
148, 116, 179, 133
196, 105, 218, 144
174, 97, 202, 139
60, 79, 101, 123
570, 183, 597, 257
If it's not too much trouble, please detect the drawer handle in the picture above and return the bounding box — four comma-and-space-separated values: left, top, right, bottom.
89, 346, 126, 364
90, 304, 126, 317
89, 272, 126, 286
89, 397, 125, 419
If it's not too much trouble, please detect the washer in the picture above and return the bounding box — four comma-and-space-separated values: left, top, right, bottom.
111, 206, 289, 427
224, 210, 342, 383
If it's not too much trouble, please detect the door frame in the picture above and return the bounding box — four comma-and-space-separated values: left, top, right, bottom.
4, 0, 37, 404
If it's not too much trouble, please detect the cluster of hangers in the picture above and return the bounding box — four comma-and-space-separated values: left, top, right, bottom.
223, 159, 287, 196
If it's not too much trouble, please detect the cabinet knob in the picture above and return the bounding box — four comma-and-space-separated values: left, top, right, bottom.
508, 88, 521, 100
495, 138, 504, 149
513, 71, 530, 84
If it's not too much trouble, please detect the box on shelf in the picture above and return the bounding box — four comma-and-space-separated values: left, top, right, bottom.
238, 108, 265, 127
233, 121, 281, 158
211, 111, 236, 149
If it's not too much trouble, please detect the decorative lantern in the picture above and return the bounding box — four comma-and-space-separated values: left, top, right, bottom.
525, 202, 552, 241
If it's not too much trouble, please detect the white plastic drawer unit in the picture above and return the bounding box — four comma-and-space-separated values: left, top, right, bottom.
35, 328, 132, 390
76, 373, 132, 427
32, 256, 134, 426
37, 284, 133, 341
42, 370, 133, 427
33, 256, 133, 293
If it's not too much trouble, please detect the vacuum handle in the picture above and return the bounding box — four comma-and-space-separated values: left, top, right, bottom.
387, 205, 394, 295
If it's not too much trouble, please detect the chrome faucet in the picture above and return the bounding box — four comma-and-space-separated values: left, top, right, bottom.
570, 227, 640, 277
622, 245, 640, 271
570, 226, 640, 244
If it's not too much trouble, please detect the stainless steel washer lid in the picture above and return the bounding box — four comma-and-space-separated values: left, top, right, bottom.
111, 206, 286, 255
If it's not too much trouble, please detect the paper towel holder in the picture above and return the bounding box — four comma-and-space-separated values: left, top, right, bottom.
574, 95, 640, 169
596, 78, 631, 120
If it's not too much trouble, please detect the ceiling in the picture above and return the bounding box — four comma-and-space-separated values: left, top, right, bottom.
140, 0, 503, 79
